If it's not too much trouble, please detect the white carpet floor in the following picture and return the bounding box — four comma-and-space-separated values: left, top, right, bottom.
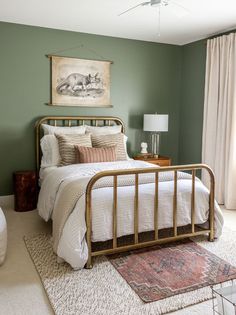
0, 206, 235, 315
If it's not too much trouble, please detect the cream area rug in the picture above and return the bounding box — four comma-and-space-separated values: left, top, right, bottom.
24, 228, 236, 315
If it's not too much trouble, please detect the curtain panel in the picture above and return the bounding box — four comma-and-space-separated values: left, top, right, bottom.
202, 33, 236, 209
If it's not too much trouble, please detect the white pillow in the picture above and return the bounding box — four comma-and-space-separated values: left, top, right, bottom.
85, 125, 122, 135
42, 124, 86, 135
40, 135, 61, 168
0, 207, 7, 265
123, 135, 131, 160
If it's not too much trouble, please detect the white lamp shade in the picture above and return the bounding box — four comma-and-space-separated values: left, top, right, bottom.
143, 114, 168, 132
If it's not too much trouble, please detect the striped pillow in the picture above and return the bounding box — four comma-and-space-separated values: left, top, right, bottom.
55, 133, 92, 166
91, 133, 128, 161
75, 146, 117, 163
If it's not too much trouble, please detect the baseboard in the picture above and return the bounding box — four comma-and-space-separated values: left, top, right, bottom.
0, 195, 14, 209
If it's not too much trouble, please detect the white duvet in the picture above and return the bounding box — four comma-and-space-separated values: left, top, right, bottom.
37, 160, 224, 269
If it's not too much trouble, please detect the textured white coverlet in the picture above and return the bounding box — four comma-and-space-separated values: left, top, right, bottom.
37, 161, 224, 269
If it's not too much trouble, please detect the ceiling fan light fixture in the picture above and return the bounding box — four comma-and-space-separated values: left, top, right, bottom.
118, 0, 188, 38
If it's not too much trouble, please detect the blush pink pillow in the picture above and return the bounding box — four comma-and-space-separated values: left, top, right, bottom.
75, 146, 117, 163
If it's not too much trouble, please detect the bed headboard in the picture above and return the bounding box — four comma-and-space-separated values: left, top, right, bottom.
35, 115, 125, 171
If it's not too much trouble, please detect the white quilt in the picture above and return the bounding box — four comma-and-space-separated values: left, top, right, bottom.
37, 160, 224, 269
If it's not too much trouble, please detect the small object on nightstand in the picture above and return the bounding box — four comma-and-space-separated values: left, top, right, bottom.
13, 171, 37, 212
134, 155, 171, 167
140, 142, 148, 154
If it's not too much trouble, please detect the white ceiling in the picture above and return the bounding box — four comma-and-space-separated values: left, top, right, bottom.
0, 0, 236, 45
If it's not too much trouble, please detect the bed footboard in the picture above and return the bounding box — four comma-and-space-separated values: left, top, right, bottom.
85, 164, 215, 269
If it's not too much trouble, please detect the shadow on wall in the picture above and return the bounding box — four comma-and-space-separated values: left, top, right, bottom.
0, 123, 35, 195
128, 114, 151, 155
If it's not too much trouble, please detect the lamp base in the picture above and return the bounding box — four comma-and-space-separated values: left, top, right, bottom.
151, 133, 160, 157
153, 154, 159, 158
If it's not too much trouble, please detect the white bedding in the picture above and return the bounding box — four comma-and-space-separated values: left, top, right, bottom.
39, 166, 58, 186
37, 160, 224, 269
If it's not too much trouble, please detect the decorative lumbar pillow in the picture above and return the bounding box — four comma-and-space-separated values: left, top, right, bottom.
0, 207, 7, 265
40, 135, 61, 168
56, 133, 92, 166
75, 145, 117, 163
91, 133, 128, 161
85, 125, 122, 135
42, 124, 86, 135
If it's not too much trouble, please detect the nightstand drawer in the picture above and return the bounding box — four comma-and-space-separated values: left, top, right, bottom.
150, 160, 171, 167
133, 155, 171, 167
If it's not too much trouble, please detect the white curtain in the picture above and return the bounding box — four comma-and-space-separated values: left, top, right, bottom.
202, 33, 236, 209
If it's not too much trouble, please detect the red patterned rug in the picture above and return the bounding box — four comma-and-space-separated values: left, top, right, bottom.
109, 239, 236, 303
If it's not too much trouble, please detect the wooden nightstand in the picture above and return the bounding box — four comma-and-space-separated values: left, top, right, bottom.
133, 155, 171, 167
13, 171, 37, 212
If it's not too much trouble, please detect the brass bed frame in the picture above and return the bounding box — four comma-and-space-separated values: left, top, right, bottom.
35, 116, 215, 269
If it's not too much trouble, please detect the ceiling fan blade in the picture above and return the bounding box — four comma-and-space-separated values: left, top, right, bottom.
141, 1, 151, 6
118, 2, 150, 16
170, 1, 189, 17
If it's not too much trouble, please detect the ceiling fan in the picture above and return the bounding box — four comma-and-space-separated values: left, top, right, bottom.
119, 0, 189, 37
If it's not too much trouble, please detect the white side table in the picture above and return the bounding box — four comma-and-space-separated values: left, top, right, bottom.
0, 207, 7, 265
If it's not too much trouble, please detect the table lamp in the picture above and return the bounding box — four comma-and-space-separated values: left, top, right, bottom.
143, 114, 168, 158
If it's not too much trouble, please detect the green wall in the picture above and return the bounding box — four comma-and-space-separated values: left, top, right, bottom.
0, 22, 182, 196
179, 40, 206, 164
